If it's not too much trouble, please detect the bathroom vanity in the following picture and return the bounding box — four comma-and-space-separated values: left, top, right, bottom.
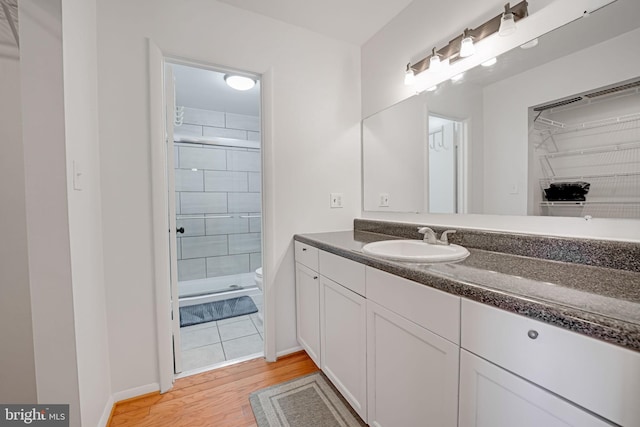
293, 220, 640, 427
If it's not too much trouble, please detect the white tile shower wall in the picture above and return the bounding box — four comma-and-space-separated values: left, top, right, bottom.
175, 140, 262, 282
179, 107, 262, 142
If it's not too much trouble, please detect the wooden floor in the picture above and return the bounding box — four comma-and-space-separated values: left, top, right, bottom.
108, 351, 318, 427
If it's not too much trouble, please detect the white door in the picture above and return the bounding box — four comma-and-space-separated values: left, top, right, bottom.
367, 300, 459, 427
320, 276, 367, 422
295, 262, 321, 366
163, 64, 182, 373
458, 350, 613, 427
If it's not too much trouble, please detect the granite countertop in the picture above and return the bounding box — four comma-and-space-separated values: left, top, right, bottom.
294, 230, 640, 352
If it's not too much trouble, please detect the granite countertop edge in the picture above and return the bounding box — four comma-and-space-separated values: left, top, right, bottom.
294, 232, 640, 353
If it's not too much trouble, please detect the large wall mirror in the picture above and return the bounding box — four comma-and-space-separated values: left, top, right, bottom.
362, 0, 640, 219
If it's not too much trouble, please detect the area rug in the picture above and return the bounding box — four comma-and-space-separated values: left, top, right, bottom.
179, 296, 258, 327
250, 372, 367, 427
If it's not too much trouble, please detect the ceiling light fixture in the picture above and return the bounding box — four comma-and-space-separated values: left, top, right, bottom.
481, 57, 497, 67
224, 74, 256, 91
404, 63, 416, 85
499, 3, 517, 36
459, 29, 475, 58
403, 1, 528, 81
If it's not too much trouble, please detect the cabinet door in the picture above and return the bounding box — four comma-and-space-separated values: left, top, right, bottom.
295, 262, 321, 366
459, 350, 614, 427
367, 300, 459, 427
320, 277, 367, 422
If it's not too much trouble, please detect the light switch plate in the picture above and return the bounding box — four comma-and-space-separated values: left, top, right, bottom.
379, 193, 389, 207
330, 193, 343, 208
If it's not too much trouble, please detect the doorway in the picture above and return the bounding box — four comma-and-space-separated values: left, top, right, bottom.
165, 62, 264, 374
428, 114, 465, 214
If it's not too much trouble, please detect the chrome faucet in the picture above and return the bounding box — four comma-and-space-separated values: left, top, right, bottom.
418, 227, 457, 245
417, 227, 438, 244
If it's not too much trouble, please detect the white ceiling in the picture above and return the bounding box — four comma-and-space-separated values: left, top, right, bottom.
217, 0, 414, 45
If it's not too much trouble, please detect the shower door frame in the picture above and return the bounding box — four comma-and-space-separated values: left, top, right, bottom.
149, 39, 276, 392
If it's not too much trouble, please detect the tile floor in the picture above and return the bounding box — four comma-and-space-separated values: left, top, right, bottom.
180, 291, 263, 372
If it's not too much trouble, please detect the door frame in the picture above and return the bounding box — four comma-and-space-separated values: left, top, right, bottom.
148, 39, 276, 393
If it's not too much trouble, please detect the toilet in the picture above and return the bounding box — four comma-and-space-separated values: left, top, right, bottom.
254, 267, 263, 322
254, 267, 263, 291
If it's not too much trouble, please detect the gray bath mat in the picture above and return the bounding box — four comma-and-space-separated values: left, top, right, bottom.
250, 372, 367, 427
179, 296, 258, 327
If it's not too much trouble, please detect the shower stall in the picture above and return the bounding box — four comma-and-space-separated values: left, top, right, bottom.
174, 138, 262, 308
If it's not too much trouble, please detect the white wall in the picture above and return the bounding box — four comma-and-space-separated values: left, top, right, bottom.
363, 94, 426, 212
96, 0, 361, 394
0, 54, 37, 403
61, 0, 113, 425
361, 0, 640, 242
19, 0, 81, 423
19, 1, 112, 424
483, 27, 640, 216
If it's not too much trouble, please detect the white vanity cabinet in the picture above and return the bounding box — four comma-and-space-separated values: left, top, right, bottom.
320, 276, 367, 421
294, 242, 321, 366
460, 299, 640, 427
318, 250, 367, 421
458, 350, 612, 427
294, 243, 368, 421
366, 267, 460, 427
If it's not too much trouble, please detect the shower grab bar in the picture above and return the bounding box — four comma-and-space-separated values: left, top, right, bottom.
240, 215, 262, 219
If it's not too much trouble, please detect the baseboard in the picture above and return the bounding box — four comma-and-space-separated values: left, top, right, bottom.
112, 382, 160, 403
276, 345, 303, 359
98, 395, 114, 427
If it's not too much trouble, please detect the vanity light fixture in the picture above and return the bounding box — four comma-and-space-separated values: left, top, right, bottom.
224, 74, 256, 91
403, 1, 528, 80
459, 29, 475, 58
481, 57, 497, 67
429, 47, 442, 72
499, 3, 517, 36
404, 62, 416, 85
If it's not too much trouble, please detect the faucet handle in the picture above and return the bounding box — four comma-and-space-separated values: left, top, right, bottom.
439, 230, 457, 245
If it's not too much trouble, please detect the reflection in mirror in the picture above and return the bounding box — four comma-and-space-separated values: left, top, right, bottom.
362, 0, 640, 219
531, 78, 640, 218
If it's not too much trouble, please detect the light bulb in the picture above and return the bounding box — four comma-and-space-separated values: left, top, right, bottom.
426, 85, 438, 92
499, 3, 517, 36
520, 38, 539, 49
481, 57, 497, 67
499, 13, 516, 36
429, 48, 441, 72
459, 30, 475, 58
404, 63, 416, 85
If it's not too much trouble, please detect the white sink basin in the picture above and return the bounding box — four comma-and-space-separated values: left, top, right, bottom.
362, 240, 470, 263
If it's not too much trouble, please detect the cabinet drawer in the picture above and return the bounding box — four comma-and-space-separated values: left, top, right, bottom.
366, 267, 460, 344
294, 241, 319, 271
461, 299, 640, 427
318, 250, 365, 296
